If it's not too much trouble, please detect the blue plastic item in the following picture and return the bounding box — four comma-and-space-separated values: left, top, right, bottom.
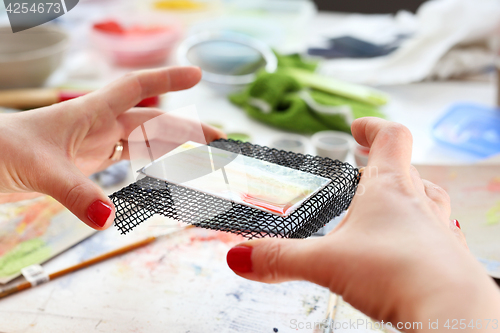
432, 103, 500, 157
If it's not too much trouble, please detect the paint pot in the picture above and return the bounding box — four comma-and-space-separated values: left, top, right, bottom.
177, 31, 278, 93
354, 143, 370, 167
269, 134, 307, 154
0, 25, 69, 89
311, 131, 352, 161
90, 13, 183, 67
227, 132, 251, 142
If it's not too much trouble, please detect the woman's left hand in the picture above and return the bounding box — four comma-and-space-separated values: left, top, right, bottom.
0, 66, 225, 230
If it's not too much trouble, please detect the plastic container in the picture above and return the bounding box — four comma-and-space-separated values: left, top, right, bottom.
432, 103, 500, 157
90, 13, 182, 67
312, 131, 353, 161
269, 134, 307, 154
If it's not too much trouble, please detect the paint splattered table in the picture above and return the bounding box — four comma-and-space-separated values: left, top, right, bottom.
0, 216, 382, 332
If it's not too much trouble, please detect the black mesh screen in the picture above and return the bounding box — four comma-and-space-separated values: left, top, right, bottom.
110, 139, 360, 239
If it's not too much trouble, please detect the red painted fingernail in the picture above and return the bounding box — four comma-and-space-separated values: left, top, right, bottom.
227, 246, 253, 273
87, 200, 112, 228
453, 219, 461, 229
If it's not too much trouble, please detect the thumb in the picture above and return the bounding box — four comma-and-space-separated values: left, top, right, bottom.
226, 237, 337, 288
40, 161, 115, 230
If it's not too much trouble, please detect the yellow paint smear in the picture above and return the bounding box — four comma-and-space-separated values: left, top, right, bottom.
154, 0, 205, 10
486, 201, 500, 225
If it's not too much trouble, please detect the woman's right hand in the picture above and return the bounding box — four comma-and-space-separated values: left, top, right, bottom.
227, 118, 500, 330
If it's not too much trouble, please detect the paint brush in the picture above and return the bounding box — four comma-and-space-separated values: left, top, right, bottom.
323, 293, 340, 333
0, 225, 193, 299
0, 88, 159, 109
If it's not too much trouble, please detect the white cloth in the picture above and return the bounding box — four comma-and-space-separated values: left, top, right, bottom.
428, 45, 494, 80
318, 0, 500, 85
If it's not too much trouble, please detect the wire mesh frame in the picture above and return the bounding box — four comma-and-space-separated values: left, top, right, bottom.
110, 139, 360, 239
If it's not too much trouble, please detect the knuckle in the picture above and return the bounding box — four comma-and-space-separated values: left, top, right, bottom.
426, 182, 450, 202
122, 71, 139, 82
409, 165, 421, 178
433, 185, 450, 202
259, 241, 283, 281
385, 122, 412, 141
409, 165, 418, 174
64, 182, 89, 212
374, 122, 413, 149
164, 69, 172, 90
122, 72, 145, 97
427, 199, 446, 218
387, 172, 415, 194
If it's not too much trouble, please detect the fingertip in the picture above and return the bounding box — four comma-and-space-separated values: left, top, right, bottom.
202, 123, 227, 142
227, 245, 253, 274
86, 199, 115, 230
350, 117, 382, 148
40, 162, 115, 232
192, 66, 202, 78
449, 219, 469, 250
215, 128, 227, 140
181, 66, 202, 88
351, 117, 413, 172
226, 238, 320, 284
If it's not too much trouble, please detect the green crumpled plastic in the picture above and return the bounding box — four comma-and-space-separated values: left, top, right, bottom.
229, 70, 385, 134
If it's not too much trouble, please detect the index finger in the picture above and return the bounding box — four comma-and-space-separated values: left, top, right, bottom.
351, 117, 413, 174
83, 66, 202, 116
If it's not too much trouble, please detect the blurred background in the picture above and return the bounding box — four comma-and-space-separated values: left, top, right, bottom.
0, 0, 499, 166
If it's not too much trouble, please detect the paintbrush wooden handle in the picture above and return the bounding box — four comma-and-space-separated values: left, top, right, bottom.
49, 236, 157, 280
0, 226, 192, 299
0, 281, 31, 298
0, 88, 59, 109
0, 236, 156, 299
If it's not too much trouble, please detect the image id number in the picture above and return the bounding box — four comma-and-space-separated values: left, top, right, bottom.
6, 2, 62, 14
444, 319, 499, 329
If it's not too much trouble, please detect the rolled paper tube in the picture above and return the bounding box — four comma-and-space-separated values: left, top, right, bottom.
0, 88, 160, 109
